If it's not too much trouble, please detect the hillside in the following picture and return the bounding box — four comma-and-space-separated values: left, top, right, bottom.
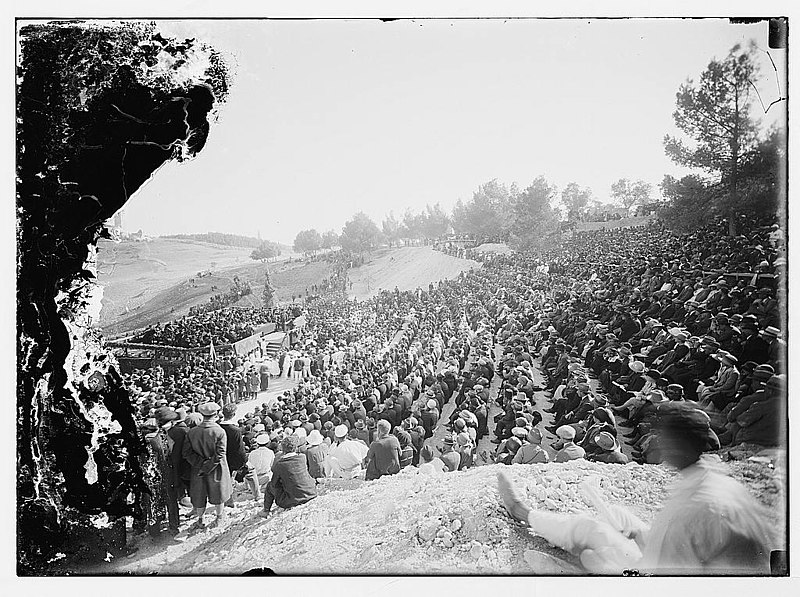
97, 238, 255, 328
99, 245, 480, 335
347, 246, 480, 301
107, 457, 784, 575
101, 254, 330, 336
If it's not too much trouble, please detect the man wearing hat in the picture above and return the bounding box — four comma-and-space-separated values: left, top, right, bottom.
511, 427, 549, 465
697, 351, 739, 411
587, 431, 628, 464
439, 435, 460, 472
260, 434, 317, 518
324, 424, 369, 479
419, 398, 440, 439
738, 324, 769, 365
498, 400, 774, 574
760, 326, 786, 373
304, 429, 329, 479
717, 365, 774, 445
144, 406, 182, 536
728, 374, 785, 447
182, 401, 232, 529
553, 425, 585, 462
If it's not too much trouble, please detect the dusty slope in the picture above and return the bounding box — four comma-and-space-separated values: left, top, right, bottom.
109, 456, 784, 576
347, 247, 480, 301
97, 238, 254, 327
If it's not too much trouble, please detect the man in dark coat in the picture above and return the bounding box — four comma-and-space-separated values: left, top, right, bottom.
260, 434, 317, 517
182, 401, 232, 529
167, 408, 192, 504
737, 325, 769, 365
220, 404, 261, 505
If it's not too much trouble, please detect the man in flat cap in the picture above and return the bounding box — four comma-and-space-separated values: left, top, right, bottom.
182, 401, 232, 530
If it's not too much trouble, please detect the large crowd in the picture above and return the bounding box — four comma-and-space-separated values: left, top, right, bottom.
132, 305, 299, 348
129, 215, 786, 573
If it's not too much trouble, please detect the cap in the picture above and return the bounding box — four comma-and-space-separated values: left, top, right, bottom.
197, 402, 220, 416
556, 425, 576, 440
334, 424, 348, 438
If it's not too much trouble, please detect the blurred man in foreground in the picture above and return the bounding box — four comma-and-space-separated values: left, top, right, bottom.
498, 401, 775, 575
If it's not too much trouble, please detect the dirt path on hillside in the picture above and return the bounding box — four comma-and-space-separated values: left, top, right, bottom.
347, 247, 479, 301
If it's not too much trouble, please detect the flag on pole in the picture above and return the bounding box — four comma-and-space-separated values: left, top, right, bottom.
209, 338, 217, 364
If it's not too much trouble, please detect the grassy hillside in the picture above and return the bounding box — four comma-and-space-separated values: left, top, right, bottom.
97, 238, 254, 327
99, 244, 479, 335
100, 250, 332, 335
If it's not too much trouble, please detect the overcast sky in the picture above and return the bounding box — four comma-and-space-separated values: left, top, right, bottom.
120, 18, 786, 244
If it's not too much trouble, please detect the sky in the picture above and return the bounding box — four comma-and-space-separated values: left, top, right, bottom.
119, 18, 786, 244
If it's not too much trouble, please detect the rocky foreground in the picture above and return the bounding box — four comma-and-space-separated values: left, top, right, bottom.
110, 449, 785, 575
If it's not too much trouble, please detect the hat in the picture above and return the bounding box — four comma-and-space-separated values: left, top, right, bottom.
527, 427, 543, 444
442, 435, 455, 446
594, 431, 619, 451
355, 419, 365, 429
765, 374, 786, 392
426, 399, 438, 410
556, 425, 576, 440
154, 406, 178, 427
647, 390, 668, 403
307, 430, 324, 446
289, 419, 302, 428
456, 432, 471, 446
334, 424, 348, 438
656, 402, 719, 451
511, 426, 528, 438
294, 427, 307, 440
762, 326, 781, 338
592, 407, 614, 425
255, 433, 270, 445
197, 402, 220, 416
752, 364, 775, 381
628, 361, 645, 373
711, 351, 738, 367
282, 434, 303, 453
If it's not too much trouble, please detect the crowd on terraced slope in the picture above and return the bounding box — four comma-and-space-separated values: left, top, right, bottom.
128, 215, 786, 558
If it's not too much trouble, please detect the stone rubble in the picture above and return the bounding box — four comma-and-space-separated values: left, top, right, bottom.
112, 456, 784, 575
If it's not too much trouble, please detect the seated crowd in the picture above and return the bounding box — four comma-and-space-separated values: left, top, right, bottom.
133, 305, 300, 348
132, 215, 786, 536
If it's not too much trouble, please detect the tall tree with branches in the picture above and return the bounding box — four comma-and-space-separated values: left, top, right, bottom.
663, 43, 763, 235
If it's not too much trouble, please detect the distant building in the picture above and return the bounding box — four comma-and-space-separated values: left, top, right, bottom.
105, 210, 125, 239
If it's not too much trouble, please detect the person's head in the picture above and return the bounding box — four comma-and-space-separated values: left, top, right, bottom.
222, 403, 237, 421
665, 383, 684, 401
376, 419, 391, 438
556, 425, 576, 443
197, 401, 220, 420
655, 402, 720, 470
281, 433, 302, 454
593, 431, 618, 452
526, 427, 543, 445
334, 424, 349, 442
